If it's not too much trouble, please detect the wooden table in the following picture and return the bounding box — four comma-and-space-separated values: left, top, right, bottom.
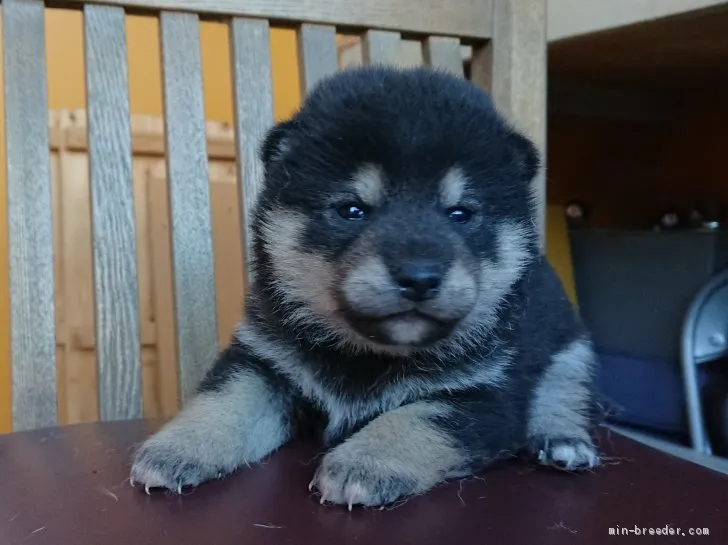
1, 421, 726, 544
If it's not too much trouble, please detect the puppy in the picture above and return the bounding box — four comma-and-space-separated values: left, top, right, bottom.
130, 66, 602, 508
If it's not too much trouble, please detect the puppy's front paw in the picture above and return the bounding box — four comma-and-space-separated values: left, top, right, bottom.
533, 437, 600, 471
130, 435, 225, 494
310, 448, 422, 509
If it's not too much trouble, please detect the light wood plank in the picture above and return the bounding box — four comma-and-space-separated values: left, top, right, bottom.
60, 0, 494, 40
84, 4, 143, 421
159, 11, 219, 405
362, 30, 402, 65
208, 163, 245, 349
58, 151, 99, 424
146, 163, 181, 418
297, 24, 338, 93
49, 149, 67, 426
229, 17, 274, 284
55, 109, 237, 160
130, 158, 162, 419
423, 36, 464, 77
471, 0, 547, 245
3, 0, 57, 431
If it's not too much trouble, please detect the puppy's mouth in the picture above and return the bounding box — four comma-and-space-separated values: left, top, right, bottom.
342, 308, 458, 347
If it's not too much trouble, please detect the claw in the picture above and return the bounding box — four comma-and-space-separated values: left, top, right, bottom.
348, 502, 353, 512
176, 484, 182, 495
308, 480, 315, 492
319, 496, 326, 505
129, 476, 136, 487
145, 485, 151, 495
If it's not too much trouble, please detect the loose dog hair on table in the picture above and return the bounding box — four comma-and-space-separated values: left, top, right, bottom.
130, 65, 603, 509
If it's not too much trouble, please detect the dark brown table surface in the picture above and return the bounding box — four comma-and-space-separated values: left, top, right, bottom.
1, 420, 726, 545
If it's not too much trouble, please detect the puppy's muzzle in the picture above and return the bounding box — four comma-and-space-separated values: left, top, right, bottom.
338, 256, 478, 346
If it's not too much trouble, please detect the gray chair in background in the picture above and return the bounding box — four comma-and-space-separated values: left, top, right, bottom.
681, 268, 728, 455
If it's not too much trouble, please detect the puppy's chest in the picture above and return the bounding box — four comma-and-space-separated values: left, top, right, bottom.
275, 354, 423, 442
292, 365, 414, 446
286, 351, 509, 445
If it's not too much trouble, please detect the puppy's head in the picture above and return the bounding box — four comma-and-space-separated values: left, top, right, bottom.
253, 66, 539, 354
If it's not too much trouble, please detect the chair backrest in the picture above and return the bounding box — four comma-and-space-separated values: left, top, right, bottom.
2, 0, 546, 431
681, 267, 728, 454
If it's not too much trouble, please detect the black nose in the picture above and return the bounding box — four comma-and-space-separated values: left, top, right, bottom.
395, 262, 442, 302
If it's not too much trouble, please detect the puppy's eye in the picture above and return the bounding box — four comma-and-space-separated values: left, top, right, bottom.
337, 203, 367, 220
447, 207, 473, 224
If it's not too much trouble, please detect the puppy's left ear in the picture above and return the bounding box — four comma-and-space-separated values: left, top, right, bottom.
508, 130, 541, 183
260, 120, 296, 168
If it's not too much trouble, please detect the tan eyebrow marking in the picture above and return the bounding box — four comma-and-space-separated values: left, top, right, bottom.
439, 167, 467, 208
350, 163, 384, 206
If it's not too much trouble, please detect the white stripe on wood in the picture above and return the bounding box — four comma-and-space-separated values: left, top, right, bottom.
3, 0, 57, 431
229, 17, 274, 286
159, 12, 219, 404
423, 36, 464, 77
362, 30, 402, 65
297, 23, 338, 94
83, 4, 143, 421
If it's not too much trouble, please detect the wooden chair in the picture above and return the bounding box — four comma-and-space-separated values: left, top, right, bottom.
3, 0, 546, 431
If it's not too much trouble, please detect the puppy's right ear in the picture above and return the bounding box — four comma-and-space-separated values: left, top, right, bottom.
260, 120, 296, 168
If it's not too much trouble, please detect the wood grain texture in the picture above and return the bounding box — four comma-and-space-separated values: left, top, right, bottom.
0, 3, 10, 435
59, 0, 494, 39
83, 4, 143, 421
207, 163, 245, 349
145, 162, 181, 418
472, 0, 547, 245
361, 30, 402, 66
57, 150, 100, 424
159, 11, 219, 405
52, 109, 238, 160
49, 149, 66, 426
129, 158, 161, 419
229, 17, 274, 285
3, 0, 58, 431
423, 36, 464, 76
297, 24, 338, 93
145, 163, 181, 418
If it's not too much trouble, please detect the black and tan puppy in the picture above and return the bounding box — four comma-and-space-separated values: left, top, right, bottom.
130, 66, 602, 508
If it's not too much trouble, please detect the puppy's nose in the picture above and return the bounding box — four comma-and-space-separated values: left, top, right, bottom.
395, 263, 442, 302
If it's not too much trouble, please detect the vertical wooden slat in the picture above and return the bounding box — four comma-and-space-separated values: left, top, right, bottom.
83, 5, 142, 421
297, 23, 338, 93
0, 0, 11, 435
3, 0, 57, 431
472, 0, 547, 245
159, 12, 218, 405
423, 36, 464, 77
229, 18, 274, 284
362, 30, 401, 65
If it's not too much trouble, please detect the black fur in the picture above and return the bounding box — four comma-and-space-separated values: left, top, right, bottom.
250, 67, 600, 477
255, 66, 537, 262
131, 66, 602, 507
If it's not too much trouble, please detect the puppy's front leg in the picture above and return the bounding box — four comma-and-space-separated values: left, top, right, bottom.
527, 338, 601, 471
130, 337, 294, 493
311, 401, 475, 508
